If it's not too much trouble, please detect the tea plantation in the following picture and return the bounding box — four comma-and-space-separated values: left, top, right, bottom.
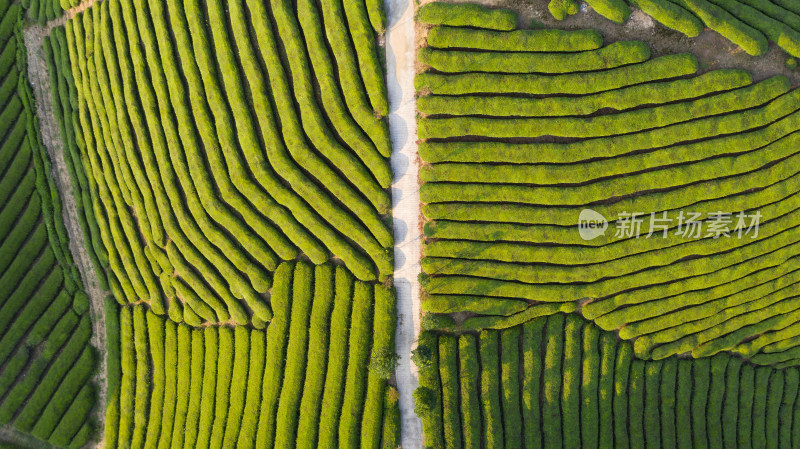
0, 2, 96, 447
416, 2, 800, 448
3, 0, 800, 444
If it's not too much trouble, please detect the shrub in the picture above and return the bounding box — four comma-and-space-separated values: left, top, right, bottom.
339, 282, 375, 448
47, 384, 95, 447
235, 330, 266, 449
439, 335, 462, 449
265, 0, 392, 211
317, 0, 392, 156
418, 69, 749, 118
644, 361, 662, 449
479, 330, 504, 449
585, 0, 631, 23
168, 324, 192, 449
581, 325, 600, 448
419, 85, 799, 166
707, 0, 800, 57
752, 367, 772, 446
294, 264, 335, 449
362, 285, 398, 449
598, 333, 616, 448
316, 266, 354, 448
543, 315, 564, 448
627, 360, 646, 447
613, 342, 632, 448
561, 315, 581, 448
722, 358, 742, 449
381, 387, 401, 449
418, 40, 650, 74
104, 298, 121, 449
779, 370, 799, 449
629, 0, 704, 36
419, 76, 785, 140
416, 331, 444, 448
548, 0, 579, 20
294, 0, 392, 189
194, 326, 217, 449
426, 26, 603, 52
274, 262, 315, 449
501, 327, 522, 449
10, 315, 90, 429
221, 327, 250, 445
30, 348, 96, 441
660, 358, 678, 449
671, 0, 768, 55
707, 355, 728, 448
413, 52, 697, 97
738, 364, 755, 448
417, 2, 517, 30
765, 370, 783, 449
182, 328, 205, 449
459, 334, 481, 449
219, 0, 389, 280
253, 262, 292, 448
423, 294, 527, 316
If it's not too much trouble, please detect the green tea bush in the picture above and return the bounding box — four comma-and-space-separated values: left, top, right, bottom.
501, 328, 522, 449
586, 0, 631, 23
582, 325, 600, 448
339, 282, 375, 448
426, 26, 603, 52
417, 2, 517, 30
629, 0, 704, 36
274, 263, 314, 449
439, 335, 462, 449
418, 69, 750, 117
479, 330, 504, 449
460, 334, 482, 449
294, 264, 335, 449
673, 0, 768, 55
317, 266, 355, 448
419, 40, 650, 74
415, 331, 444, 449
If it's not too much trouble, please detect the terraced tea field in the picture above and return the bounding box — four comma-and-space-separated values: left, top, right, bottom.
3, 0, 800, 445
0, 2, 96, 447
415, 2, 800, 448
418, 1, 800, 366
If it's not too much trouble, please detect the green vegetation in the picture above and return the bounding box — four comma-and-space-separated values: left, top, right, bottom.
417, 313, 800, 448
0, 3, 97, 447
417, 6, 800, 367
106, 262, 397, 448
45, 0, 395, 329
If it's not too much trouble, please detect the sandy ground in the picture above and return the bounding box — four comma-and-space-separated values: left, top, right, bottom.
22, 1, 106, 447
386, 0, 424, 447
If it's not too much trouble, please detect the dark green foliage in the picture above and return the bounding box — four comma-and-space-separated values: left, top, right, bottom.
439, 335, 462, 449
543, 314, 564, 449
460, 334, 482, 449
479, 330, 504, 449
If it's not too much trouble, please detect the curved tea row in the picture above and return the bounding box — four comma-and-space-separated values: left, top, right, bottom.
46, 0, 394, 326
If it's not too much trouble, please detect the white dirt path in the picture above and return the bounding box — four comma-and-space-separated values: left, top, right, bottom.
22, 1, 106, 446
385, 0, 423, 447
